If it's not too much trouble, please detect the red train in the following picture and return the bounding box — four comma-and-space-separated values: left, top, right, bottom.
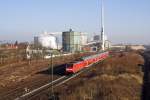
66, 51, 109, 73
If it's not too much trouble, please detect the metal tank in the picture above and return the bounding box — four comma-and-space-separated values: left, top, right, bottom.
39, 32, 57, 49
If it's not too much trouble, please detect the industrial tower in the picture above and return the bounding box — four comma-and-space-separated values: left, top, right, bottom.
101, 0, 105, 51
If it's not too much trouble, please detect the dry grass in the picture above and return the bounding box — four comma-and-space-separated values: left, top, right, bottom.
0, 52, 93, 88
57, 52, 144, 100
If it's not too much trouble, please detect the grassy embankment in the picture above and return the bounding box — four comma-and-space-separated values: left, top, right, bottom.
58, 52, 144, 100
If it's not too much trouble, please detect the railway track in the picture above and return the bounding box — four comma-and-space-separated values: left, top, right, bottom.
0, 76, 57, 99
14, 60, 102, 100
0, 64, 66, 100
0, 52, 97, 100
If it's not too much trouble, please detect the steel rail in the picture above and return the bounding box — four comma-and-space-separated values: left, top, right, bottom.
0, 76, 52, 99
29, 61, 101, 100
15, 58, 105, 100
15, 76, 66, 100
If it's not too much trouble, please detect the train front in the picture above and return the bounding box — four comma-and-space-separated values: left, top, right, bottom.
66, 63, 74, 74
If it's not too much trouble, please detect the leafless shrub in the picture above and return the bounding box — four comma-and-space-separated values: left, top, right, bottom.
59, 52, 144, 100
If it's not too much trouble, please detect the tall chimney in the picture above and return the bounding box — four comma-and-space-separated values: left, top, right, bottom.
101, 0, 105, 51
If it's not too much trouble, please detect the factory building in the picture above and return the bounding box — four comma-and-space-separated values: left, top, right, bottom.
128, 45, 145, 51
104, 40, 111, 50
81, 33, 88, 45
94, 35, 100, 41
82, 41, 102, 52
91, 34, 110, 50
62, 29, 87, 52
34, 36, 39, 48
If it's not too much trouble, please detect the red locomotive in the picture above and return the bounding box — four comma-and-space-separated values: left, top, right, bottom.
66, 51, 109, 73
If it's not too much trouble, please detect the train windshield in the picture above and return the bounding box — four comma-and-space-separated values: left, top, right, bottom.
66, 63, 73, 68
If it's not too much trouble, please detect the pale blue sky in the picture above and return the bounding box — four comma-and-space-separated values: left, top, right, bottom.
0, 0, 150, 44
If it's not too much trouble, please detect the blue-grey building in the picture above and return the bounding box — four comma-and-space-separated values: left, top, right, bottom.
62, 29, 82, 52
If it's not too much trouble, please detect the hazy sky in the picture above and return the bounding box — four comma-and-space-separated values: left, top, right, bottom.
0, 0, 150, 44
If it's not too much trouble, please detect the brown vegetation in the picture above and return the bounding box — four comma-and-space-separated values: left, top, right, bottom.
57, 52, 144, 100
0, 52, 93, 90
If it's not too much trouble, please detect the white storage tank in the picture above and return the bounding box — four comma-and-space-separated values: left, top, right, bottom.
39, 32, 57, 49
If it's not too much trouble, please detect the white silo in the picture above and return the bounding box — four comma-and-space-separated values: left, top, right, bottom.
39, 32, 57, 49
